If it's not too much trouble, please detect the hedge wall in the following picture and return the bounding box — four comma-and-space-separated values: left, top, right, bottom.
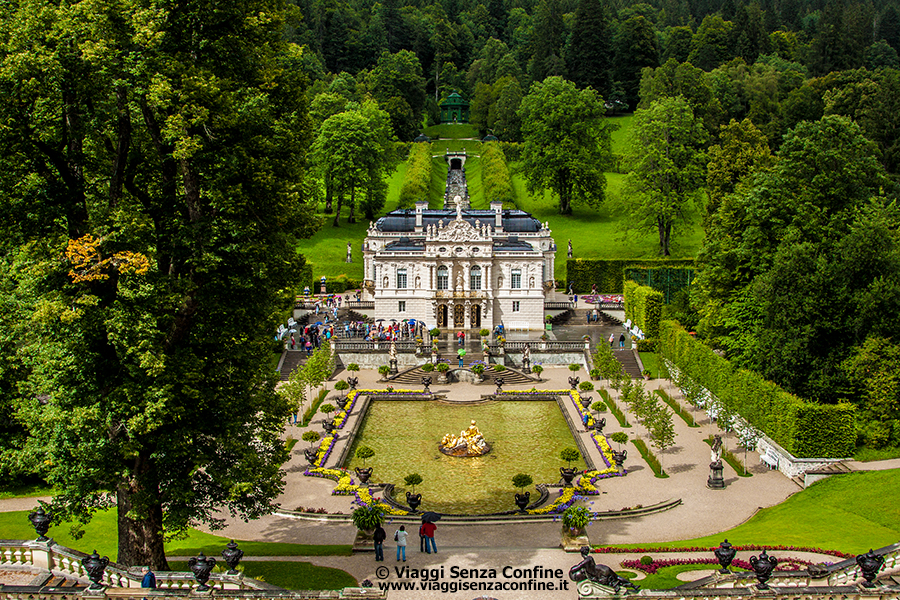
398, 142, 433, 208
481, 142, 514, 205
624, 267, 695, 303
567, 259, 695, 293
623, 280, 663, 340
659, 320, 856, 458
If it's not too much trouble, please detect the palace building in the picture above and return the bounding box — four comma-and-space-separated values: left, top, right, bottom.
363, 200, 557, 331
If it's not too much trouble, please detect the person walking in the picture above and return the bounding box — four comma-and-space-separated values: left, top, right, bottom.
608, 333, 615, 348
373, 524, 386, 562
619, 333, 626, 349
141, 566, 156, 589
395, 525, 408, 561
421, 520, 437, 554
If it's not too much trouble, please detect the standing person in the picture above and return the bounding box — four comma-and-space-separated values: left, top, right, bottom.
421, 520, 437, 554
373, 524, 386, 562
619, 333, 626, 348
608, 333, 615, 348
419, 521, 426, 553
290, 333, 295, 350
591, 284, 598, 294
395, 525, 408, 561
141, 566, 156, 589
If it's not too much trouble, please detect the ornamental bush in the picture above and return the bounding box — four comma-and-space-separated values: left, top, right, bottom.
579, 381, 594, 391
624, 280, 663, 340
560, 447, 580, 465
398, 143, 433, 208
421, 362, 435, 372
482, 141, 514, 205
377, 365, 390, 376
659, 320, 856, 458
562, 506, 591, 530
567, 259, 695, 293
355, 445, 375, 465
352, 505, 385, 531
512, 473, 533, 490
568, 363, 581, 372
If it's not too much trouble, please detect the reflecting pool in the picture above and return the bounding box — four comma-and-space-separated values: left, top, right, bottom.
345, 400, 586, 514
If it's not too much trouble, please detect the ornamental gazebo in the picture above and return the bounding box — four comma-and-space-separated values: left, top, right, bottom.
440, 91, 470, 123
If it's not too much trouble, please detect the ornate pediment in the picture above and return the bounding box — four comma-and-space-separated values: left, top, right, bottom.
430, 213, 491, 243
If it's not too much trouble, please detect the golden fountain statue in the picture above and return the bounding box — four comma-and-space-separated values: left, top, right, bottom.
439, 420, 492, 457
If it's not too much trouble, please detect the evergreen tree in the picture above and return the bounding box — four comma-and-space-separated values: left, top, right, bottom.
566, 0, 614, 97
531, 0, 568, 82
879, 6, 900, 53
615, 16, 660, 110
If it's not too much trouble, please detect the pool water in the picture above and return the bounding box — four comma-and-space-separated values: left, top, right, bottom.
345, 400, 586, 514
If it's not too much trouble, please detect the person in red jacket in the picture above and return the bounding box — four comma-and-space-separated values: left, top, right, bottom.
421, 520, 437, 554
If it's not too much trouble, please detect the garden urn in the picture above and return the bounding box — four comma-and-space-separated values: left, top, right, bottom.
221, 540, 244, 575
347, 376, 359, 390
714, 539, 736, 573
81, 551, 110, 590
612, 449, 627, 468
580, 395, 592, 408
188, 552, 217, 591
749, 550, 778, 589
514, 491, 530, 512
495, 378, 504, 394
322, 420, 335, 434
568, 376, 579, 390
355, 467, 373, 484
406, 492, 422, 511
856, 549, 885, 587
304, 448, 318, 465
594, 417, 606, 433
560, 467, 577, 485
421, 376, 432, 393
336, 396, 348, 409
28, 507, 51, 541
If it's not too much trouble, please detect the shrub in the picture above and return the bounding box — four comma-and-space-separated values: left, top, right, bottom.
532, 365, 543, 375
481, 141, 514, 204
591, 401, 607, 413
566, 259, 695, 293
378, 365, 390, 376
319, 403, 336, 416
404, 473, 423, 492
351, 505, 385, 531
347, 363, 360, 372
636, 339, 659, 352
562, 506, 591, 530
355, 445, 375, 465
512, 473, 533, 490
334, 380, 350, 393
421, 362, 435, 372
480, 328, 490, 337
436, 362, 450, 372
493, 364, 506, 372
611, 432, 629, 448
560, 447, 580, 466
624, 280, 663, 340
640, 556, 653, 566
589, 368, 601, 380
471, 363, 486, 375
429, 328, 441, 338
285, 436, 298, 453
302, 431, 321, 447
579, 381, 595, 391
568, 363, 581, 372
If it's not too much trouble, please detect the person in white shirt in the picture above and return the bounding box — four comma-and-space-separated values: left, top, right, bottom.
395, 525, 408, 561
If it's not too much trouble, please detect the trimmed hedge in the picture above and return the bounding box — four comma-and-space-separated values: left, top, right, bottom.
481, 141, 514, 205
659, 320, 856, 458
499, 141, 523, 163
567, 259, 695, 293
624, 267, 695, 304
398, 142, 433, 208
624, 280, 663, 340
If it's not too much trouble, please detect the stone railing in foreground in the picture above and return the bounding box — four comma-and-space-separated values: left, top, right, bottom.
0, 540, 382, 599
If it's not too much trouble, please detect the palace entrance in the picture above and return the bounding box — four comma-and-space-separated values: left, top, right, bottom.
470, 305, 481, 328
453, 304, 465, 327
438, 305, 448, 328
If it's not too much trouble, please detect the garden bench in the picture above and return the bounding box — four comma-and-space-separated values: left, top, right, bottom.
760, 448, 779, 470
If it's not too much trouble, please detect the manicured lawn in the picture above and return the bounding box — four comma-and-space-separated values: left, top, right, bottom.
621, 563, 734, 589
606, 470, 900, 554
639, 352, 659, 379
169, 561, 356, 591
424, 123, 479, 139
0, 509, 351, 561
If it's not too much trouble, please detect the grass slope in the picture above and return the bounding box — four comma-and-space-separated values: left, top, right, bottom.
169, 561, 356, 591
0, 509, 351, 560
610, 470, 900, 554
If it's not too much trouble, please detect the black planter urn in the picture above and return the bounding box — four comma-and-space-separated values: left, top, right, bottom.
560, 467, 577, 485
406, 492, 422, 511
494, 378, 504, 394
81, 551, 110, 590
612, 449, 627, 468
347, 376, 359, 390
188, 552, 217, 591
221, 540, 244, 575
322, 420, 335, 434
749, 550, 778, 589
336, 397, 348, 409
714, 539, 737, 573
304, 448, 318, 465
28, 507, 51, 541
568, 376, 580, 390
581, 396, 593, 408
594, 417, 606, 433
856, 549, 885, 587
514, 491, 530, 512
422, 376, 432, 393
355, 467, 373, 484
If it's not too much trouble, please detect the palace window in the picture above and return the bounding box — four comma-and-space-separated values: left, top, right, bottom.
513, 301, 520, 312
396, 268, 407, 289
398, 301, 406, 312
437, 266, 449, 290
511, 268, 522, 289
470, 266, 482, 290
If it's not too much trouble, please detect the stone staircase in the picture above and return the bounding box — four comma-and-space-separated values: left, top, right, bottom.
613, 349, 643, 378
279, 350, 308, 381
41, 574, 87, 589
389, 364, 535, 386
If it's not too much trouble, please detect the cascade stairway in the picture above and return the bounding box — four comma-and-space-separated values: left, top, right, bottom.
612, 348, 643, 378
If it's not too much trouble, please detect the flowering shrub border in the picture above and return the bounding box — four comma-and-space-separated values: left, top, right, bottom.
620, 556, 814, 574
593, 544, 851, 559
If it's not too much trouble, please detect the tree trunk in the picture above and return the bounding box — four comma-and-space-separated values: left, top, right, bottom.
658, 218, 671, 256
116, 469, 169, 570
324, 171, 333, 213
332, 188, 343, 227
348, 186, 356, 224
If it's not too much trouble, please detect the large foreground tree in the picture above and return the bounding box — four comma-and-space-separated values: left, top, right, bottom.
0, 0, 318, 568
518, 76, 613, 215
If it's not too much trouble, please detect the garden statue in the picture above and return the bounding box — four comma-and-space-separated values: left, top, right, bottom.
749, 550, 778, 589
28, 507, 51, 541
188, 552, 217, 591
81, 551, 110, 590
714, 539, 737, 573
440, 420, 491, 456
389, 339, 398, 375
856, 549, 885, 587
346, 242, 352, 263
221, 540, 244, 575
710, 434, 723, 463
569, 546, 639, 593
568, 376, 579, 390
522, 343, 531, 372
708, 434, 725, 489
567, 239, 573, 258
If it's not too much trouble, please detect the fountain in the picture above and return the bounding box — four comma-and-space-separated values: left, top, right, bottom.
439, 420, 492, 457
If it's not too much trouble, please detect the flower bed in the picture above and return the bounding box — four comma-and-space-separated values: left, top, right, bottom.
527, 487, 577, 515
621, 556, 815, 574
593, 545, 851, 559
585, 433, 625, 481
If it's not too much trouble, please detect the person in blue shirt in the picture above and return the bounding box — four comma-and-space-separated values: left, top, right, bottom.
141, 566, 156, 589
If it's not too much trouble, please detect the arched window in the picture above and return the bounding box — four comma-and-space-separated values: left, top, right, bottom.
396, 268, 407, 289
437, 266, 449, 290
470, 265, 482, 290
511, 268, 522, 289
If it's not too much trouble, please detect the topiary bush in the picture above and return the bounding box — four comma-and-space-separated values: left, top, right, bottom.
579, 381, 595, 391
511, 473, 533, 490
355, 445, 375, 465
568, 363, 581, 372
421, 362, 434, 372
560, 447, 580, 466
378, 365, 390, 377
562, 506, 591, 530
404, 473, 423, 492
351, 505, 385, 531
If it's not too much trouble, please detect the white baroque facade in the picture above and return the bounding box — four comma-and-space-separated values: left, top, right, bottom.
363, 201, 556, 330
